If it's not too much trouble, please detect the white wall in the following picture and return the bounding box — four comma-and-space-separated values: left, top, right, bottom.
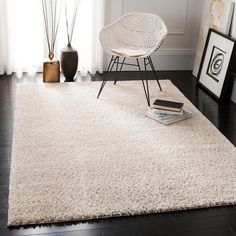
104, 0, 204, 70
230, 0, 236, 40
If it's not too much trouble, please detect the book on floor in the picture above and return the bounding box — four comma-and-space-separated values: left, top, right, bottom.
149, 107, 184, 116
153, 99, 184, 112
145, 107, 193, 125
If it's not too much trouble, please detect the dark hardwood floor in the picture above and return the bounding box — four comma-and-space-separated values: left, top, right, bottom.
0, 71, 236, 236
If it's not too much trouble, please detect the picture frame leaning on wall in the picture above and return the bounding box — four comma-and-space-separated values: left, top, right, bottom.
197, 28, 236, 100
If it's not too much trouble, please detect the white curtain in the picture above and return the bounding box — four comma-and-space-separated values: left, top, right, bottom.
0, 0, 11, 74
0, 0, 105, 77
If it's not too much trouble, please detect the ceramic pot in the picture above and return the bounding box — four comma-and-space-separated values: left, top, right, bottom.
61, 45, 78, 82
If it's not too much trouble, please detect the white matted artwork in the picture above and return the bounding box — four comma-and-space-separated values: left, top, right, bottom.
198, 29, 235, 99
192, 0, 234, 77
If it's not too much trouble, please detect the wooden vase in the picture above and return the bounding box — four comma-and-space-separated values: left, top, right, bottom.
43, 55, 60, 83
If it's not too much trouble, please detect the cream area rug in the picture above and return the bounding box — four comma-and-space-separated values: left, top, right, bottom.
8, 80, 236, 226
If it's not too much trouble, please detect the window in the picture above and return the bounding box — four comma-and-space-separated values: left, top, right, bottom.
0, 0, 104, 77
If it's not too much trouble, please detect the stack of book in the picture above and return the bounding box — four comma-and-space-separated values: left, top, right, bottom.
145, 99, 193, 125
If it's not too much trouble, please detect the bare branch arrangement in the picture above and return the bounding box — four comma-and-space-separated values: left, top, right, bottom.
42, 0, 63, 60
65, 0, 80, 47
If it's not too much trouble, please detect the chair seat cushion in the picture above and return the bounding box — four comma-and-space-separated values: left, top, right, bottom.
111, 48, 147, 57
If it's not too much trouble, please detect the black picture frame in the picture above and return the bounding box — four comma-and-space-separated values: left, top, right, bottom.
197, 28, 236, 100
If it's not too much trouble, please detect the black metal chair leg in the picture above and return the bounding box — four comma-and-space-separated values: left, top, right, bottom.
148, 56, 162, 92
114, 57, 126, 85
144, 58, 150, 103
97, 56, 117, 99
136, 58, 150, 106
113, 56, 120, 84
97, 56, 114, 99
97, 55, 160, 105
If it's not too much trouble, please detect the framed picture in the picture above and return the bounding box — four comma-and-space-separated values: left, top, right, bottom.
198, 28, 236, 100
192, 0, 234, 77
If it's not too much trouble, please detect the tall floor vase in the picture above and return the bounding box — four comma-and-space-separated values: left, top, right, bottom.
61, 45, 78, 82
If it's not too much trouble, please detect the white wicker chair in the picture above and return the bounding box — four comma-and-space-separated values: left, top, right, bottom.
97, 12, 168, 106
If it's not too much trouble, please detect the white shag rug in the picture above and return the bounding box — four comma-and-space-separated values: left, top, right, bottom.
8, 80, 236, 226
